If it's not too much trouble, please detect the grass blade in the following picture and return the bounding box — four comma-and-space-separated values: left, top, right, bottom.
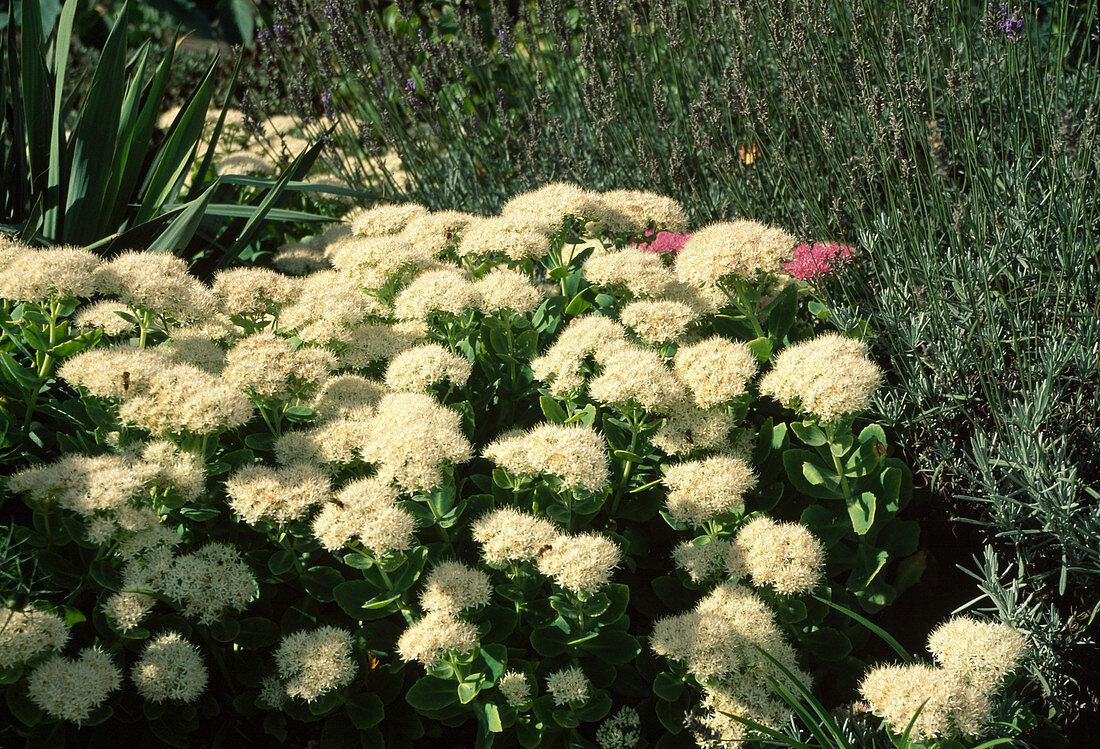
134, 53, 218, 224
812, 594, 914, 664
215, 134, 329, 268
185, 51, 242, 202
62, 1, 128, 244
147, 181, 220, 254
19, 0, 50, 198
44, 0, 77, 238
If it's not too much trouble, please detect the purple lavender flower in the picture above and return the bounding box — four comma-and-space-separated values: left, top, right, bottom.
999, 3, 1025, 42
405, 78, 417, 92
273, 24, 286, 35
321, 92, 335, 118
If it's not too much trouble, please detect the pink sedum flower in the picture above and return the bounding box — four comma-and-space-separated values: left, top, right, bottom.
783, 242, 855, 280
634, 230, 691, 253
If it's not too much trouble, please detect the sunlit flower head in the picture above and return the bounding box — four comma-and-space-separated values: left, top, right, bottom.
96, 251, 215, 322
393, 267, 479, 320
0, 246, 100, 302
384, 343, 472, 392
213, 267, 302, 317
926, 617, 1028, 694
597, 190, 690, 234
759, 333, 882, 421
310, 374, 386, 423
132, 632, 208, 703
471, 507, 559, 565
457, 215, 553, 261
674, 220, 796, 286
727, 516, 825, 594
588, 346, 687, 412
501, 183, 606, 232
349, 202, 429, 237
397, 611, 478, 666
663, 455, 756, 526
226, 461, 330, 525
860, 664, 990, 740
537, 533, 621, 594
276, 626, 357, 702
620, 299, 700, 344
360, 393, 473, 493
473, 267, 544, 315
74, 300, 137, 336
26, 647, 121, 724
485, 423, 610, 491
419, 561, 492, 614
673, 337, 758, 408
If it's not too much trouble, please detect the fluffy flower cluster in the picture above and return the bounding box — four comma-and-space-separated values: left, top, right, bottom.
396, 611, 479, 666
860, 616, 1027, 740
926, 617, 1028, 694
537, 533, 621, 594
360, 393, 473, 493
783, 242, 855, 280
470, 508, 559, 565
418, 561, 492, 615
278, 270, 388, 343
726, 516, 825, 594
498, 671, 532, 707
588, 346, 687, 412
0, 245, 100, 302
213, 267, 302, 317
652, 584, 808, 744
673, 337, 758, 408
619, 300, 699, 344
96, 252, 216, 322
161, 543, 257, 624
484, 423, 610, 491
663, 456, 756, 527
223, 332, 336, 400
546, 666, 590, 706
0, 608, 70, 667
675, 220, 796, 287
132, 632, 208, 703
635, 230, 691, 253
759, 333, 883, 421
350, 202, 429, 237
276, 627, 358, 702
225, 461, 330, 524
860, 664, 988, 740
311, 476, 415, 556
384, 343, 472, 392
531, 315, 630, 396
7, 453, 153, 516
458, 215, 553, 261
26, 647, 122, 724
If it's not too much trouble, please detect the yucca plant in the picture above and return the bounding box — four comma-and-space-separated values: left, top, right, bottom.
1, 0, 334, 267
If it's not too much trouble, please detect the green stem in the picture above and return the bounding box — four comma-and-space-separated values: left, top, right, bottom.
825, 423, 852, 499
138, 309, 152, 348
723, 280, 765, 337
23, 300, 62, 430
609, 409, 642, 518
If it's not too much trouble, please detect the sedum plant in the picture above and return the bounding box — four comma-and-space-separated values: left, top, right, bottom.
0, 185, 1034, 747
